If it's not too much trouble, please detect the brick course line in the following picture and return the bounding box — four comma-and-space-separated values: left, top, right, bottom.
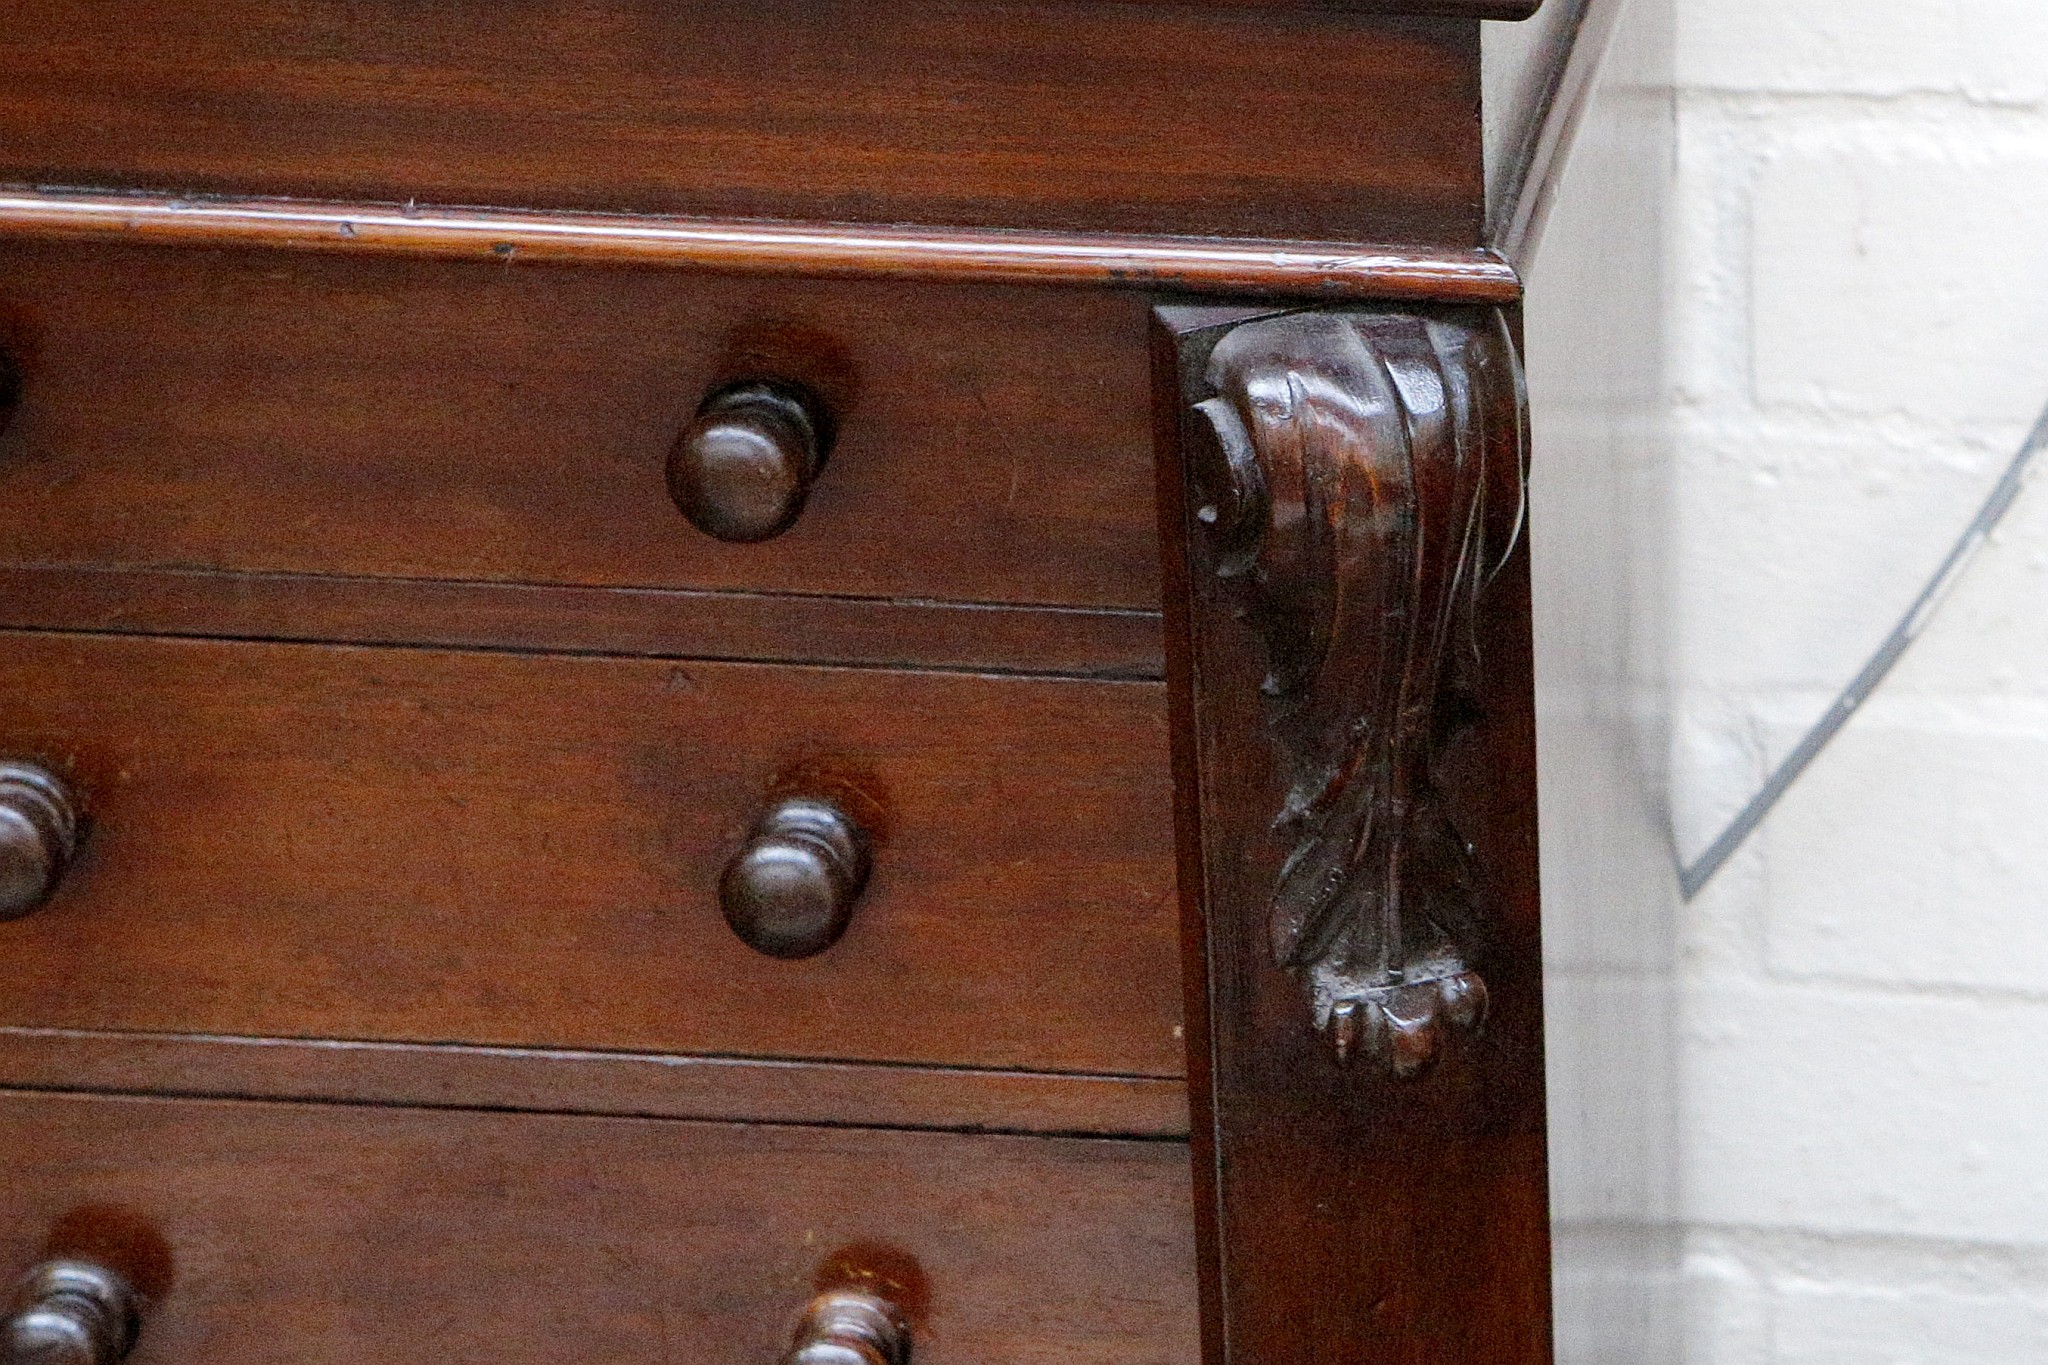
1679, 398, 2048, 898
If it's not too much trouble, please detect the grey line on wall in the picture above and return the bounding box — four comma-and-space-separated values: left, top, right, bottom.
1680, 395, 2048, 899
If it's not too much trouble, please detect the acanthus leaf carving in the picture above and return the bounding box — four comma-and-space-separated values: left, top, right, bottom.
1186, 308, 1527, 1077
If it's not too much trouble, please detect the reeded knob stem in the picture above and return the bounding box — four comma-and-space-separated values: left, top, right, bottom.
0, 762, 80, 922
667, 380, 830, 543
781, 1290, 910, 1365
721, 795, 872, 960
3, 1260, 140, 1365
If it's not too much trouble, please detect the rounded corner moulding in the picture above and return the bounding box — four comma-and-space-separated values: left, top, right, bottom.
0, 188, 1524, 304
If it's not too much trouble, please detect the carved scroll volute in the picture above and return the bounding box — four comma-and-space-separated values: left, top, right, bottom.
1186, 309, 1526, 1076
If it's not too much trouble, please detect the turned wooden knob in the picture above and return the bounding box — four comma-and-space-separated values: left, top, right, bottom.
0, 762, 80, 922
3, 1260, 141, 1365
781, 1290, 910, 1365
667, 380, 830, 543
721, 795, 872, 960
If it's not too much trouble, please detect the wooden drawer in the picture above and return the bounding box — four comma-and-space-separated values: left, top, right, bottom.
0, 0, 1480, 244
0, 239, 1159, 613
0, 1089, 1199, 1363
0, 631, 1182, 1077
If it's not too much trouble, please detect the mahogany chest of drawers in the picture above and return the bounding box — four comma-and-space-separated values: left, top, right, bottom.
0, 2, 1555, 1361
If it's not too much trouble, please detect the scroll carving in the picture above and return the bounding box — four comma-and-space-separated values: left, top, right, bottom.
1186, 309, 1527, 1076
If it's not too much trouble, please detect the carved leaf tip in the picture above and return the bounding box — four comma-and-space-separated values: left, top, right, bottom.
1321, 970, 1489, 1077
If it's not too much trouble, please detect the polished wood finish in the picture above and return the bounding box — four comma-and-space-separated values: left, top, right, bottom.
0, 632, 1181, 1076
0, 351, 19, 435
1184, 309, 1523, 1076
2, 1259, 141, 1365
1155, 305, 1551, 1363
0, 0, 1573, 1350
670, 382, 833, 545
1491, 0, 1640, 270
0, 1028, 1191, 1139
0, 240, 1160, 613
0, 2, 1482, 245
722, 795, 876, 961
0, 566, 1165, 681
782, 1290, 911, 1365
0, 190, 1524, 304
0, 762, 79, 924
0, 1090, 1200, 1364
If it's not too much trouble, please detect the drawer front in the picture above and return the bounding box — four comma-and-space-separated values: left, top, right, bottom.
0, 0, 1480, 244
0, 632, 1182, 1076
0, 1090, 1199, 1363
0, 240, 1159, 612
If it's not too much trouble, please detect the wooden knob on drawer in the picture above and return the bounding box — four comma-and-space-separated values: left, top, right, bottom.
3, 1260, 141, 1365
721, 795, 872, 960
667, 380, 830, 543
0, 762, 80, 922
781, 1290, 910, 1365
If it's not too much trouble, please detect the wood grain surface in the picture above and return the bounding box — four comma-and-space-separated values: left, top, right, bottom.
0, 1029, 1191, 1137
0, 1089, 1200, 1363
0, 239, 1160, 612
0, 632, 1183, 1076
1155, 307, 1552, 1363
0, 0, 1482, 244
0, 189, 1525, 303
0, 566, 1167, 680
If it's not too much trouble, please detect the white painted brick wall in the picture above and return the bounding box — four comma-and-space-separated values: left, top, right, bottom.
1667, 0, 2048, 1360
1772, 1283, 2048, 1364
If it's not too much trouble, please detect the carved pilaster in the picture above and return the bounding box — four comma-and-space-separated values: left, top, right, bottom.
1157, 302, 1548, 1365
1178, 308, 1526, 1075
